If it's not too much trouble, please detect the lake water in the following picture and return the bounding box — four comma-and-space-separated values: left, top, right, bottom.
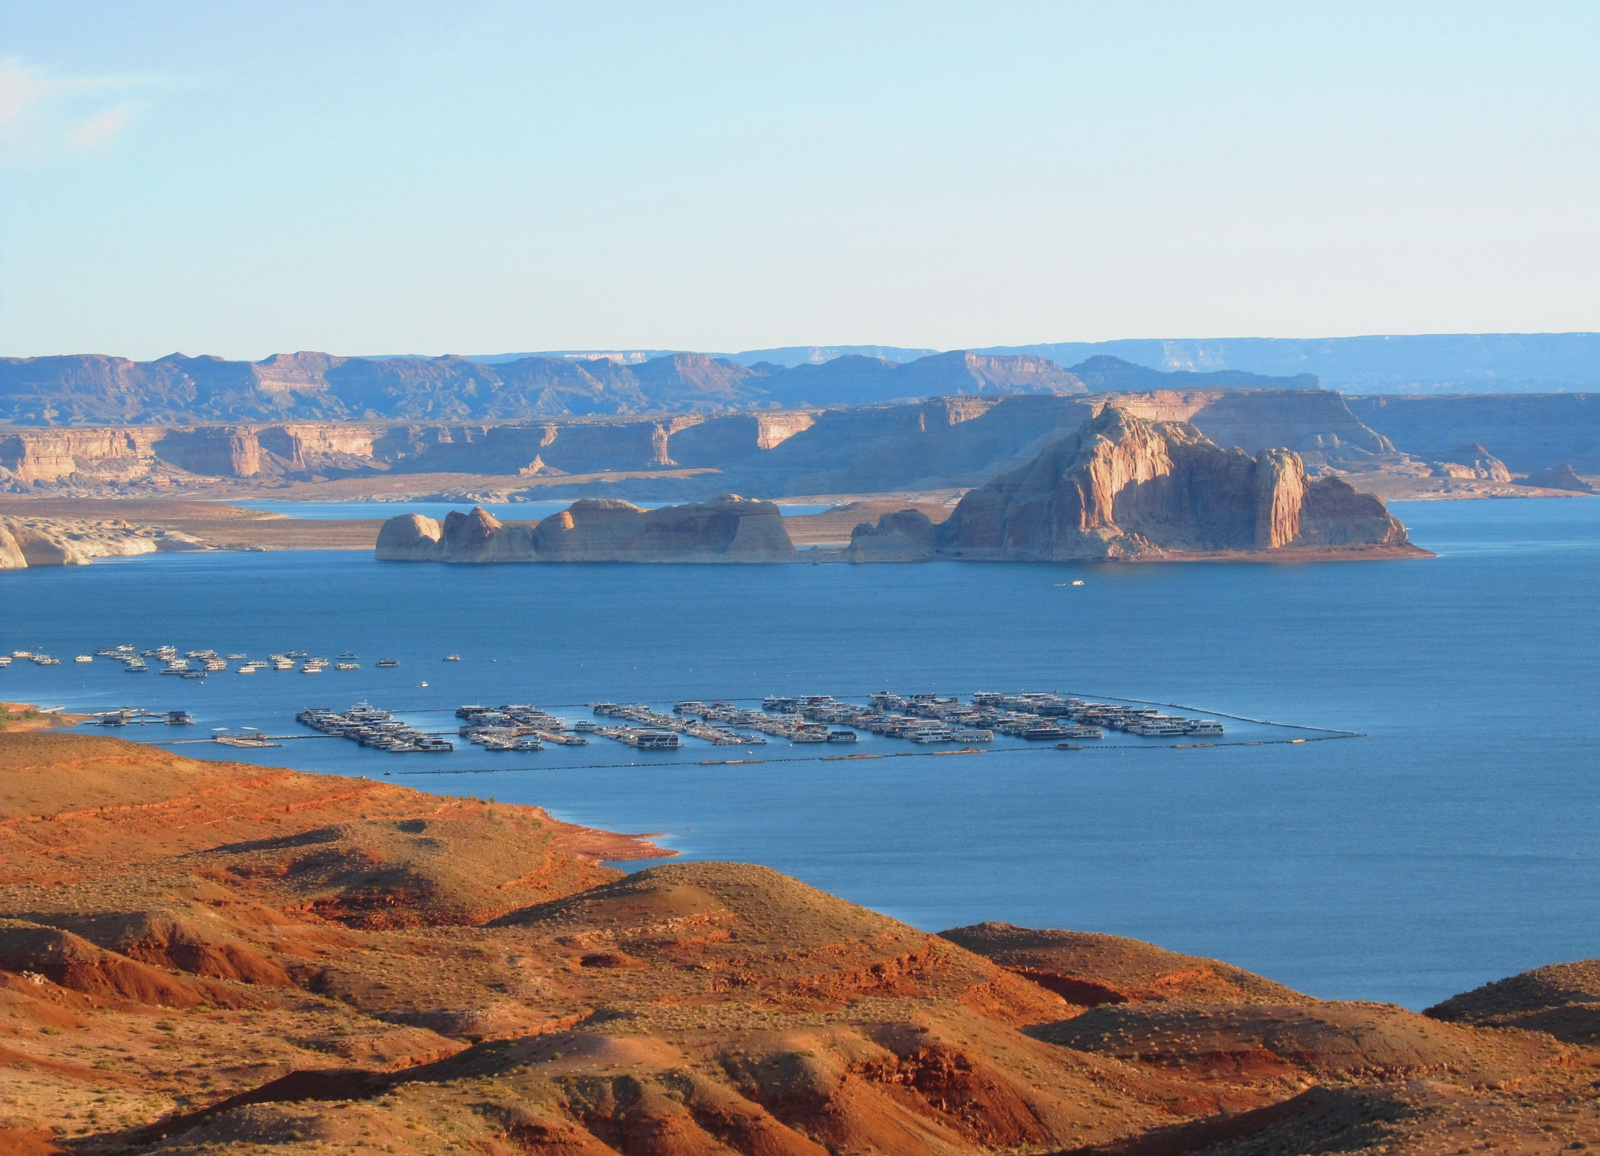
2, 497, 1597, 1009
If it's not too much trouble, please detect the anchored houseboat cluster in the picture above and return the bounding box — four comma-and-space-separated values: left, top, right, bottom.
296, 704, 452, 752
291, 693, 1230, 757
2, 643, 408, 678
742, 691, 1223, 743
671, 700, 853, 743
5, 651, 61, 667
592, 702, 762, 746
94, 708, 193, 727
455, 704, 589, 751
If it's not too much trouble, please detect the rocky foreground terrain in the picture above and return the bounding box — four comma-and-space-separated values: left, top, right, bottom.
0, 732, 1597, 1154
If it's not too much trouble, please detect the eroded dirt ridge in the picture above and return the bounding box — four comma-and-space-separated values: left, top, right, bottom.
0, 733, 1597, 1154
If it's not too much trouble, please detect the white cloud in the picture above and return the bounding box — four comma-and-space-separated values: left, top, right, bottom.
67, 100, 138, 152
0, 59, 152, 165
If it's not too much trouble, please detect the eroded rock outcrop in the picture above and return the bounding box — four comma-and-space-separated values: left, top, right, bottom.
1430, 443, 1513, 481
377, 496, 796, 563
0, 516, 208, 571
849, 408, 1422, 561
1520, 463, 1597, 493
0, 521, 25, 569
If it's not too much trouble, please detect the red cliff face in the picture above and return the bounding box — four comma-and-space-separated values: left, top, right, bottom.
852, 408, 1421, 561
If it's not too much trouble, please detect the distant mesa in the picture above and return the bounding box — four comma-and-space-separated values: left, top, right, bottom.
376, 496, 795, 563
1066, 353, 1320, 393
1519, 463, 1597, 493
0, 348, 1313, 425
847, 407, 1426, 562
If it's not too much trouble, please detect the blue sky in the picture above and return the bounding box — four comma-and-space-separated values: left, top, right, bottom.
2, 1, 1597, 359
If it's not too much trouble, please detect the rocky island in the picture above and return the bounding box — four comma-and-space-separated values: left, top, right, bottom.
0, 731, 1596, 1154
849, 408, 1427, 562
376, 495, 795, 563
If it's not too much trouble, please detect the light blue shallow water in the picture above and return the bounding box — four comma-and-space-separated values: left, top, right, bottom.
2, 498, 1597, 1008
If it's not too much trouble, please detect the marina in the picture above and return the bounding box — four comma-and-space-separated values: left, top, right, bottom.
263, 689, 1248, 763
295, 704, 453, 753
3, 639, 1332, 767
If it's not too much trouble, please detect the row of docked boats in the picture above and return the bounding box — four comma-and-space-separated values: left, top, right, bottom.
4, 651, 61, 666
455, 704, 589, 750
746, 691, 1225, 744
48, 645, 408, 677
594, 702, 760, 746
296, 703, 451, 752
671, 700, 853, 744
573, 720, 681, 750
95, 708, 192, 726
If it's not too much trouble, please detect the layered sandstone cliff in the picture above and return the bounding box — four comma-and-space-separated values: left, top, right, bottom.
848, 408, 1422, 561
1349, 392, 1600, 472
0, 348, 1103, 423
0, 387, 1435, 498
376, 496, 796, 563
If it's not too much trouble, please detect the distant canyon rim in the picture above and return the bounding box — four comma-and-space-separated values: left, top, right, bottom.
0, 345, 1594, 572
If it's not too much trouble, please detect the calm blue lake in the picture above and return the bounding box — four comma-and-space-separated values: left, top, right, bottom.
2, 497, 1597, 1009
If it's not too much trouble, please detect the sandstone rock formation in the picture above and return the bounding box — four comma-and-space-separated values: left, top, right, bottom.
1429, 443, 1513, 481
1520, 463, 1597, 493
376, 496, 796, 563
0, 348, 1109, 423
1349, 392, 1600, 473
0, 516, 208, 570
849, 408, 1423, 561
0, 521, 25, 569
0, 387, 1437, 500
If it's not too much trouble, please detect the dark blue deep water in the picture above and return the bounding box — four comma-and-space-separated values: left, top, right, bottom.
2, 498, 1597, 1009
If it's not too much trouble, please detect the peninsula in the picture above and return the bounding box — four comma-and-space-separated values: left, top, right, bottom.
0, 732, 1595, 1153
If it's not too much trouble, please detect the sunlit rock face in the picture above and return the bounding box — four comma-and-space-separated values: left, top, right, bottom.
376, 496, 796, 564
850, 408, 1417, 562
